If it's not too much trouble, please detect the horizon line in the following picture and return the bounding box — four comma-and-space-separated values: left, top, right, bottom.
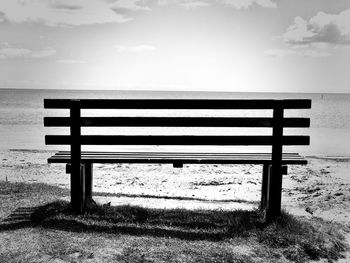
0, 87, 349, 95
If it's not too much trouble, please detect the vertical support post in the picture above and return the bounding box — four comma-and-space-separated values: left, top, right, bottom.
70, 100, 84, 214
260, 164, 270, 211
81, 163, 86, 209
85, 163, 93, 201
266, 102, 284, 221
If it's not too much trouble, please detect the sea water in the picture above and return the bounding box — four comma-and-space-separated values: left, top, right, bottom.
0, 89, 349, 156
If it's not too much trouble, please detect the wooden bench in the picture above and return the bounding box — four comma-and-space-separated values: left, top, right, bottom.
44, 98, 311, 220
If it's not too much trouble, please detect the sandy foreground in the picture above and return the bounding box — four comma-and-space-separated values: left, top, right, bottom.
0, 149, 350, 261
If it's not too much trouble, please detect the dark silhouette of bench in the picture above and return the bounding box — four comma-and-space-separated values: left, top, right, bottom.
44, 98, 311, 221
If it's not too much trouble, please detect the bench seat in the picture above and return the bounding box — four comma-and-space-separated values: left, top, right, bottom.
48, 151, 307, 165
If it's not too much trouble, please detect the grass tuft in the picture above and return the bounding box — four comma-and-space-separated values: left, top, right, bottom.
257, 211, 348, 262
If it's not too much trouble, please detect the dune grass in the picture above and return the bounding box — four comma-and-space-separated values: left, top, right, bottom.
0, 181, 348, 262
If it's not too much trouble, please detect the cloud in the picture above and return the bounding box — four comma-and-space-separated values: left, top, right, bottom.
0, 0, 132, 26
283, 9, 350, 46
0, 0, 277, 26
221, 0, 276, 9
158, 0, 276, 9
109, 0, 151, 11
0, 11, 5, 22
50, 1, 84, 10
179, 1, 210, 9
30, 48, 57, 58
0, 48, 32, 59
0, 47, 56, 59
115, 45, 156, 53
264, 48, 330, 58
56, 59, 88, 64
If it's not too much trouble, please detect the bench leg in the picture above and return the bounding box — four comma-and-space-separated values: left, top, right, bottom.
265, 165, 283, 221
85, 163, 93, 201
71, 163, 85, 214
260, 164, 270, 211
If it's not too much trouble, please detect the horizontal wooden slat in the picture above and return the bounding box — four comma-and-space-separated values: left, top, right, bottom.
55, 151, 302, 156
44, 99, 312, 110
47, 152, 307, 165
52, 156, 304, 160
53, 154, 305, 160
50, 159, 307, 165
282, 99, 311, 109
49, 158, 307, 165
44, 117, 310, 128
45, 135, 309, 146
283, 118, 310, 127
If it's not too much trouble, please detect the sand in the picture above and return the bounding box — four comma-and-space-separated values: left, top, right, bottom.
1, 149, 349, 221
1, 149, 349, 261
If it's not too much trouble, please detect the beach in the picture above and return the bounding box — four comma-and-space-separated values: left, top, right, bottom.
1, 90, 350, 262
1, 149, 349, 225
1, 149, 350, 262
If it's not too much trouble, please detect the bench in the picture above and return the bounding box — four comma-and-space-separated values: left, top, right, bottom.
44, 98, 311, 220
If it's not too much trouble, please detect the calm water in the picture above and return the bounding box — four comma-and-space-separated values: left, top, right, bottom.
0, 89, 349, 156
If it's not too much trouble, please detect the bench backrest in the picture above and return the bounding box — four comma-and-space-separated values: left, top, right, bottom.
44, 99, 311, 148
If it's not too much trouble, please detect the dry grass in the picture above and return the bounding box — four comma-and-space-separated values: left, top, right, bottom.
0, 181, 68, 219
0, 181, 348, 263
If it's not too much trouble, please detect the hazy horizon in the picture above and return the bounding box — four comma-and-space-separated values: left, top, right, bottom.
0, 87, 349, 95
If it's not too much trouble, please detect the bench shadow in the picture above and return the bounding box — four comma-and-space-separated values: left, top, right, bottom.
0, 200, 266, 241
94, 192, 258, 204
0, 206, 41, 231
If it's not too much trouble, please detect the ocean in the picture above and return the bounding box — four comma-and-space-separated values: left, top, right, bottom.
0, 89, 349, 156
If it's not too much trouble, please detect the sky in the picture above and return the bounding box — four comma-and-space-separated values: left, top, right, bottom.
0, 0, 350, 93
